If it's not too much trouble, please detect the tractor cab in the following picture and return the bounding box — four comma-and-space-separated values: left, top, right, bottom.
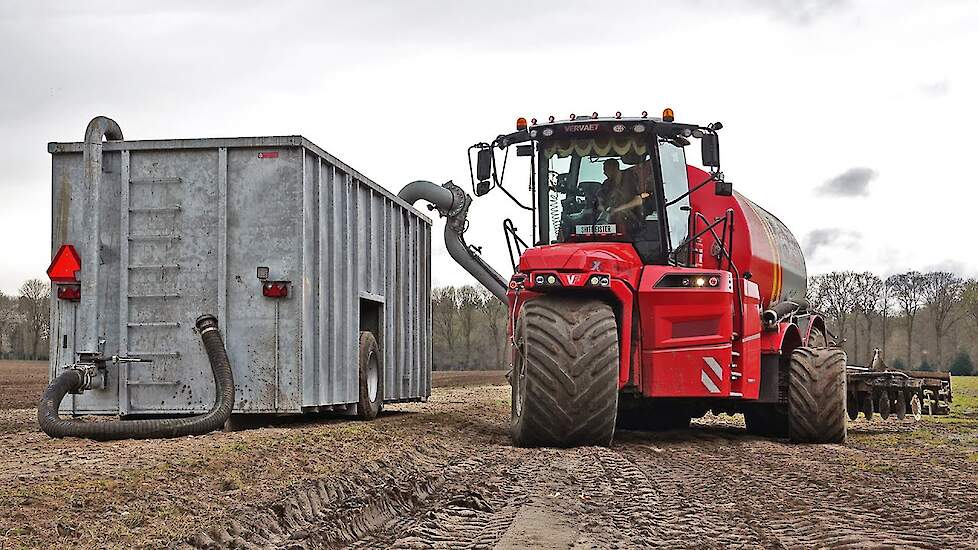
471, 110, 728, 269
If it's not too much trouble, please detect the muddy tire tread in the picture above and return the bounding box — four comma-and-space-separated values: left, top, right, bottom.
788, 346, 847, 444
512, 296, 619, 447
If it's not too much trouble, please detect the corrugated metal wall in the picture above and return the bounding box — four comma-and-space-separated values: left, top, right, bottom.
49, 136, 431, 416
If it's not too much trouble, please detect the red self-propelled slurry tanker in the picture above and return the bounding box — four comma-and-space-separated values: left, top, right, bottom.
399, 110, 847, 447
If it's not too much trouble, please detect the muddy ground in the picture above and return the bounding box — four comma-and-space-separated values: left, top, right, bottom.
0, 360, 48, 410
1, 362, 977, 549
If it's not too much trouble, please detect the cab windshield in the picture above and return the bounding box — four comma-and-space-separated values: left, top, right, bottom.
544, 136, 688, 263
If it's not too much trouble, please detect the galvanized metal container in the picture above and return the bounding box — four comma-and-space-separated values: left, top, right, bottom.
48, 122, 432, 416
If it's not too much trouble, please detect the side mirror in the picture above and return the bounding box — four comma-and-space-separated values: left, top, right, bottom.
715, 180, 733, 197
476, 148, 492, 183
701, 134, 720, 168
475, 180, 491, 197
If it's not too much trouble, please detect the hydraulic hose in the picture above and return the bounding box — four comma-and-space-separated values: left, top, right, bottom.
398, 180, 509, 302
38, 314, 235, 441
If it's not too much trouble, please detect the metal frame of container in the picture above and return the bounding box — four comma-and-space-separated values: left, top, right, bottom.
48, 128, 432, 416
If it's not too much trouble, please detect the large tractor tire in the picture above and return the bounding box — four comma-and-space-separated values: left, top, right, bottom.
787, 347, 848, 444
511, 296, 619, 448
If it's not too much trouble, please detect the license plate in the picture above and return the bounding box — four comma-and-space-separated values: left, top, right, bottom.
575, 224, 617, 235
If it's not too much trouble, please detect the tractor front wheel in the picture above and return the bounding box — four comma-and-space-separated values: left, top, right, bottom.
511, 296, 619, 448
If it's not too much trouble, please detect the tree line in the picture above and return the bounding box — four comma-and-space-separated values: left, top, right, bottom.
809, 270, 976, 375
0, 279, 50, 360
431, 270, 978, 375
8, 270, 976, 376
431, 285, 508, 371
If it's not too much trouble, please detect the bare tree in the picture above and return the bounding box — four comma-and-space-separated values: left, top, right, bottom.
809, 272, 860, 353
886, 271, 927, 368
431, 287, 457, 348
455, 285, 482, 368
0, 292, 25, 359
879, 281, 893, 361
852, 272, 884, 364
18, 279, 50, 361
963, 279, 978, 329
475, 288, 508, 369
922, 271, 964, 370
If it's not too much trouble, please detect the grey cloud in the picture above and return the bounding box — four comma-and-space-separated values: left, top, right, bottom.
802, 228, 861, 258
816, 167, 876, 197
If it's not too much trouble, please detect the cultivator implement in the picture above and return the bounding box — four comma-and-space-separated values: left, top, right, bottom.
845, 349, 952, 421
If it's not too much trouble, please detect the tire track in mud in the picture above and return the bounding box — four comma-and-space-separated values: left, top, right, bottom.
350, 447, 525, 549
180, 387, 978, 550
610, 427, 978, 549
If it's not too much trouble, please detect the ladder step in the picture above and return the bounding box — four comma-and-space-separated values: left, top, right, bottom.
732, 351, 741, 357
128, 264, 180, 270
729, 392, 743, 398
130, 177, 182, 185
128, 322, 180, 328
731, 372, 742, 379
126, 380, 182, 386
129, 205, 181, 213
129, 235, 181, 242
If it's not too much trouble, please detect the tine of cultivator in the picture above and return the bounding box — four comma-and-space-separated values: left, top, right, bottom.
847, 394, 860, 421
910, 394, 922, 421
878, 393, 891, 420
895, 392, 907, 420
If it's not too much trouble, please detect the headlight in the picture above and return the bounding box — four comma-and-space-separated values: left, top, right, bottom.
655, 274, 723, 289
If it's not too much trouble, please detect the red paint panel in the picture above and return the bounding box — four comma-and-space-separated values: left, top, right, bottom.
636, 266, 733, 351
643, 343, 732, 397
734, 279, 762, 399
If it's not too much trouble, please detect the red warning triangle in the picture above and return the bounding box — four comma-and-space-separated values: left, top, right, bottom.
47, 244, 81, 283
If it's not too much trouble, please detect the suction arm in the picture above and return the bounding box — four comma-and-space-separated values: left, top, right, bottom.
398, 180, 509, 302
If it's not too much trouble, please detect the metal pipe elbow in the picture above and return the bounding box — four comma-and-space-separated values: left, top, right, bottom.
85, 116, 124, 144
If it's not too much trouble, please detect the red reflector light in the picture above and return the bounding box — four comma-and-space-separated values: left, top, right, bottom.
57, 284, 81, 301
262, 281, 289, 298
47, 244, 82, 283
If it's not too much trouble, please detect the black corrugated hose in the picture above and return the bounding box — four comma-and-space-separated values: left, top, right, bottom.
37, 314, 235, 441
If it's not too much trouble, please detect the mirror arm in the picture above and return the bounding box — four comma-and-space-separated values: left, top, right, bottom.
489, 138, 533, 211
495, 179, 534, 211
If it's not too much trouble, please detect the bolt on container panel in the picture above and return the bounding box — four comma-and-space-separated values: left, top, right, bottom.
48, 134, 431, 416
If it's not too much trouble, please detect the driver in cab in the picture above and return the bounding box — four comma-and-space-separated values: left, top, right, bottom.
597, 158, 651, 228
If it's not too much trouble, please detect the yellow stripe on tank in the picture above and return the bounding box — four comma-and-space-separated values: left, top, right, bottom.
744, 198, 781, 305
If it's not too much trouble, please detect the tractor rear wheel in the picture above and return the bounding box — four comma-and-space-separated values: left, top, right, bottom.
511, 296, 619, 448
788, 346, 848, 443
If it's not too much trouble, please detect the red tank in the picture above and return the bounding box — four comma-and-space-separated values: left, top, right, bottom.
687, 166, 806, 309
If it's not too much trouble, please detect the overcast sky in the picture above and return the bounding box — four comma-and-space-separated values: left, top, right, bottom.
1, 1, 975, 295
